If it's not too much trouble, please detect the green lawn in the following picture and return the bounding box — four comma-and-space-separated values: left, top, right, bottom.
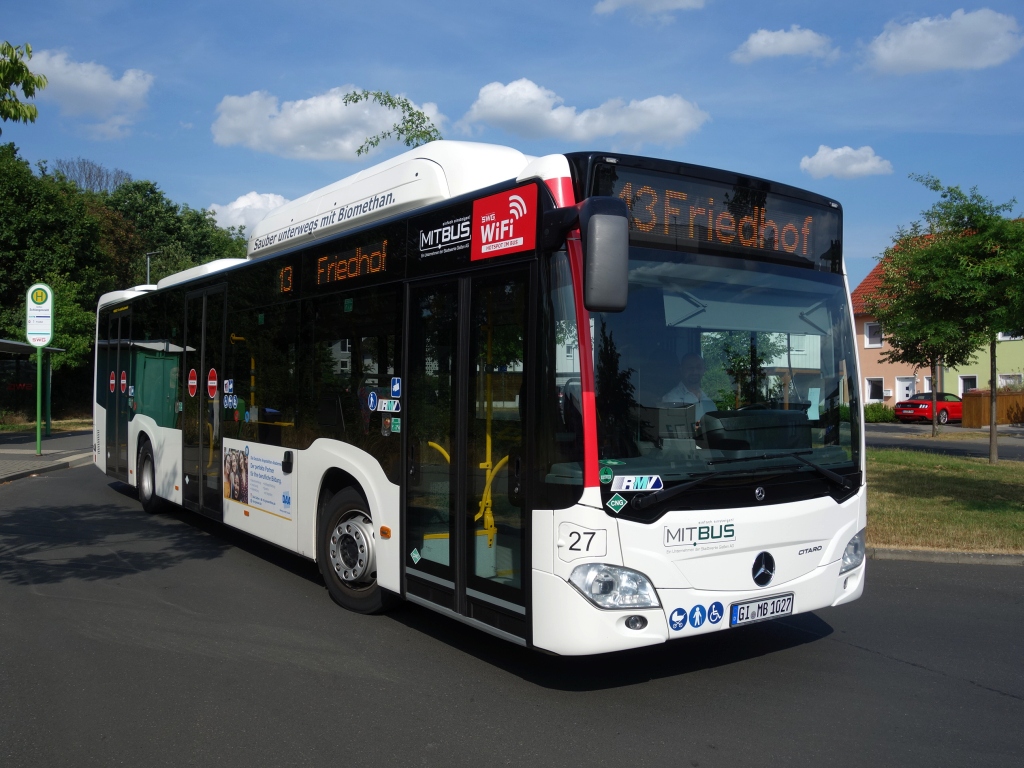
867, 448, 1024, 553
0, 418, 92, 433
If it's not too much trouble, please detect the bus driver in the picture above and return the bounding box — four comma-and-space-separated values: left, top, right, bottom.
662, 352, 717, 420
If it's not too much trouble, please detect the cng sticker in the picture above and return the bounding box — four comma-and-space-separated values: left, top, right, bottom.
599, 467, 614, 484
187, 369, 198, 397
605, 493, 628, 514
611, 475, 663, 492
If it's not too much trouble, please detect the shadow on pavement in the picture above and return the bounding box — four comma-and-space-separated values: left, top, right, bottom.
382, 599, 833, 691
0, 478, 321, 588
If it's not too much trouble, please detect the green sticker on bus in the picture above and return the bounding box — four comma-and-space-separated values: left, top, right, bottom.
344, 298, 353, 312
606, 493, 628, 513
599, 466, 613, 484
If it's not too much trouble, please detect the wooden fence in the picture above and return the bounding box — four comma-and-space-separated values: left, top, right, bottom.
962, 391, 1024, 427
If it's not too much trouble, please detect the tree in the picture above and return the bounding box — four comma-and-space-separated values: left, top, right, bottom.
870, 174, 1024, 459
864, 229, 987, 437
341, 90, 442, 156
53, 157, 132, 194
0, 143, 110, 370
0, 42, 47, 135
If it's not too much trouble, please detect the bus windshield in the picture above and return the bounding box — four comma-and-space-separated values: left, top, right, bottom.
589, 248, 860, 502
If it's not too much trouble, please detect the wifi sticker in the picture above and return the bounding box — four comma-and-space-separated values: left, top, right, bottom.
471, 185, 537, 261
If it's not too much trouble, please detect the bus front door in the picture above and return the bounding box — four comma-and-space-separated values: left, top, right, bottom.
405, 267, 533, 642
104, 310, 131, 482
182, 286, 227, 519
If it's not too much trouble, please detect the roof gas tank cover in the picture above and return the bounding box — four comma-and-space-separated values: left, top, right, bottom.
246, 141, 534, 260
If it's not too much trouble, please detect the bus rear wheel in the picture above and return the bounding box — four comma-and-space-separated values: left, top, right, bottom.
318, 488, 393, 614
138, 442, 162, 514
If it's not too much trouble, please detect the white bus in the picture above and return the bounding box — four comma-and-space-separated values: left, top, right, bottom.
93, 141, 865, 655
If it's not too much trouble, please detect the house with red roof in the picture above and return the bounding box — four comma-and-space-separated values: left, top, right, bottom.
850, 262, 931, 405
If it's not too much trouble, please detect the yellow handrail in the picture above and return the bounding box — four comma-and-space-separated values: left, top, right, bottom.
427, 441, 451, 464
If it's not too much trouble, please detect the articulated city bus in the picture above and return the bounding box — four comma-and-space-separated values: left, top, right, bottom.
93, 141, 865, 655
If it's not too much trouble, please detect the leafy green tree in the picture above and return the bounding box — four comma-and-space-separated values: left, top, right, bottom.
106, 179, 246, 283
871, 175, 1024, 460
0, 42, 47, 135
0, 143, 110, 368
342, 90, 442, 156
865, 230, 987, 437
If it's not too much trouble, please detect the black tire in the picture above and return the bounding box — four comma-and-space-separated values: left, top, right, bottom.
317, 488, 394, 614
138, 442, 162, 514
938, 409, 949, 425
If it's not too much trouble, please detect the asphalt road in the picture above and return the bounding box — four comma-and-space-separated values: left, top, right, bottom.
866, 422, 1024, 461
1, 466, 1021, 767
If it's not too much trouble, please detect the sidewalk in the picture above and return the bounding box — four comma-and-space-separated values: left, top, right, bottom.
0, 429, 94, 484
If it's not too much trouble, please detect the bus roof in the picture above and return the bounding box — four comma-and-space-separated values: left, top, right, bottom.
246, 141, 537, 261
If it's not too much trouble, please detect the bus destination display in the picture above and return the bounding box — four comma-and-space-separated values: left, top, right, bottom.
593, 164, 841, 266
315, 240, 389, 288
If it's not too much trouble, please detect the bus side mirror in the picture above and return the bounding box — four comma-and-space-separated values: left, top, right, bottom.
580, 197, 629, 313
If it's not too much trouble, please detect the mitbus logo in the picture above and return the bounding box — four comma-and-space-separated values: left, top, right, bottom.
471, 185, 538, 261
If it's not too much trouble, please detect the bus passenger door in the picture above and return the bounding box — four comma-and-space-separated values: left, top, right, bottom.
105, 310, 131, 482
405, 267, 533, 641
182, 286, 227, 519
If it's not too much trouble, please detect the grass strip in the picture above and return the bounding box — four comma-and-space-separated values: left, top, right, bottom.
0, 419, 92, 433
867, 448, 1024, 553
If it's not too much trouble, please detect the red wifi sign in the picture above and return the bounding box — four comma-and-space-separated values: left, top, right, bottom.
471, 184, 537, 261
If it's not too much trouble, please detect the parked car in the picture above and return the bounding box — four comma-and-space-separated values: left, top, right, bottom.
894, 392, 963, 424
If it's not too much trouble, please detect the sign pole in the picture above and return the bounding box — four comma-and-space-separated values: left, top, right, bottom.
26, 283, 54, 457
36, 351, 42, 454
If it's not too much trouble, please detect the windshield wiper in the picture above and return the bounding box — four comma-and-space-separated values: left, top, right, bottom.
629, 451, 852, 511
630, 465, 796, 511
785, 451, 853, 489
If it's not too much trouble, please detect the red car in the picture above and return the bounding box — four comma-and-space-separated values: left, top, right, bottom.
895, 392, 963, 424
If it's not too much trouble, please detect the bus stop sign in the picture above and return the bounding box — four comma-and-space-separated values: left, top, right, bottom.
26, 283, 53, 348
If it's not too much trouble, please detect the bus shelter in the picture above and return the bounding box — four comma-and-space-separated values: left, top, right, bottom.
0, 339, 64, 435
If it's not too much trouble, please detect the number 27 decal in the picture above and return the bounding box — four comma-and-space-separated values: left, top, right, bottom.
557, 523, 608, 563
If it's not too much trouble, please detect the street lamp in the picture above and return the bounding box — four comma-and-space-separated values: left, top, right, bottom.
144, 251, 161, 285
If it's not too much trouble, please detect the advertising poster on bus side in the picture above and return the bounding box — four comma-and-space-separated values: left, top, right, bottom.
223, 438, 293, 519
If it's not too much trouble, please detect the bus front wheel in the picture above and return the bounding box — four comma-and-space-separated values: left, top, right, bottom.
138, 442, 162, 514
318, 488, 393, 614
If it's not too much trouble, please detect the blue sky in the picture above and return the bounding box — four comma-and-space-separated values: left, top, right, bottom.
5, 0, 1023, 290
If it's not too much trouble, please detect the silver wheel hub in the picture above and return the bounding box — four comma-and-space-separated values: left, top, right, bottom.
329, 514, 375, 583
140, 457, 153, 500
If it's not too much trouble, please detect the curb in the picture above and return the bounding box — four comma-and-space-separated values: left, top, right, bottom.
868, 546, 1024, 567
0, 454, 92, 483
0, 461, 71, 485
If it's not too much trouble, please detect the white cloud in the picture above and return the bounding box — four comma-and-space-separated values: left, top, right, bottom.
209, 191, 290, 233
460, 78, 709, 146
211, 86, 444, 161
731, 25, 838, 64
867, 8, 1024, 74
32, 50, 154, 139
800, 145, 893, 180
594, 0, 704, 18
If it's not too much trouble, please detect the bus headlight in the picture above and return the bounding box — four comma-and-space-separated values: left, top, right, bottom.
568, 563, 660, 610
839, 528, 866, 574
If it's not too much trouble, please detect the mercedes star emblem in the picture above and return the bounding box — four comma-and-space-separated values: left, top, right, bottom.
755, 486, 766, 501
752, 551, 775, 587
